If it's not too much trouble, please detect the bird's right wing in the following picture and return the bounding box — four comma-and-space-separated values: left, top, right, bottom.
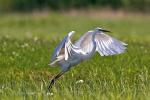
50, 35, 68, 63
50, 31, 86, 64
95, 32, 127, 56
64, 32, 87, 60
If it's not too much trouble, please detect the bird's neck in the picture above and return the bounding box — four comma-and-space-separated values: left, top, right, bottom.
91, 31, 97, 50
92, 31, 97, 43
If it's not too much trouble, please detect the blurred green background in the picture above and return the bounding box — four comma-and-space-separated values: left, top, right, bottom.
0, 0, 149, 12
0, 0, 150, 99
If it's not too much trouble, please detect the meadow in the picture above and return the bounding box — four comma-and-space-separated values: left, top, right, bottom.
0, 12, 150, 100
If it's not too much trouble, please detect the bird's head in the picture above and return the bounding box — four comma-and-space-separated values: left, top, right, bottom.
95, 27, 111, 33
68, 31, 75, 37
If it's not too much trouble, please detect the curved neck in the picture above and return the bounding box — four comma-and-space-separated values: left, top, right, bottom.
85, 31, 97, 58
92, 31, 97, 44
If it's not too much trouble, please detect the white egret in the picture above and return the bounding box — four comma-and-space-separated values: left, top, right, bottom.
48, 27, 127, 91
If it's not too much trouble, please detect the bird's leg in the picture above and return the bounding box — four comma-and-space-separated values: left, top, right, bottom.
47, 69, 68, 92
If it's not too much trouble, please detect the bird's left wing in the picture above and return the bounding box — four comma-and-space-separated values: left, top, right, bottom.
95, 32, 127, 56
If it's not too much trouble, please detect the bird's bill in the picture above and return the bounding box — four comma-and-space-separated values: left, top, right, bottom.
101, 29, 111, 33
95, 27, 111, 33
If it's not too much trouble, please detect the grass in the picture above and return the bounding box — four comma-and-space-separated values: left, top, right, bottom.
0, 12, 150, 100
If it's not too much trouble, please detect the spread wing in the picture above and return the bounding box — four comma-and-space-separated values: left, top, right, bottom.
95, 32, 127, 56
50, 31, 86, 64
75, 30, 127, 56
50, 35, 68, 62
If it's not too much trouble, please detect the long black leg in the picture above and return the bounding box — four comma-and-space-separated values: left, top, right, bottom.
47, 70, 67, 92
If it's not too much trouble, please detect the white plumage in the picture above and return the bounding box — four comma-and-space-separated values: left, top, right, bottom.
48, 27, 127, 91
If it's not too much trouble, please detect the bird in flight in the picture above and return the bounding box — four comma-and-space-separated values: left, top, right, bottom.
48, 27, 127, 91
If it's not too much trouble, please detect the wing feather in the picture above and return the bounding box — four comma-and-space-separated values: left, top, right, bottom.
50, 31, 87, 64
50, 36, 67, 62
95, 32, 127, 56
74, 30, 127, 57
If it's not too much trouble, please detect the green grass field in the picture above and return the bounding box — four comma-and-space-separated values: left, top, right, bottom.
0, 12, 150, 100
